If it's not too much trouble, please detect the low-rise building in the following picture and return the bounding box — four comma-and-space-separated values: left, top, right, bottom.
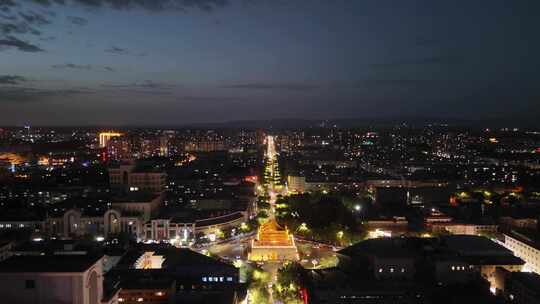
505, 271, 540, 304
0, 254, 118, 304
431, 222, 498, 236
111, 246, 241, 304
109, 163, 166, 193
500, 216, 538, 230
47, 208, 144, 240
503, 230, 540, 275
0, 241, 13, 261
143, 211, 247, 243
118, 278, 175, 304
111, 192, 162, 221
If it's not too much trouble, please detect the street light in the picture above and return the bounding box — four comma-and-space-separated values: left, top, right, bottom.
298, 222, 309, 232
354, 204, 361, 211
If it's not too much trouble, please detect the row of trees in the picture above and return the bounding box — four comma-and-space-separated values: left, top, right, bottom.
276, 192, 367, 246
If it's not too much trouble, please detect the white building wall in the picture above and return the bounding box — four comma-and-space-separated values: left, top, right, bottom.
504, 234, 540, 275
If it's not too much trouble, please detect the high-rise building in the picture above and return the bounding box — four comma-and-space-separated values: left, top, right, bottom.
98, 132, 122, 148
107, 137, 133, 161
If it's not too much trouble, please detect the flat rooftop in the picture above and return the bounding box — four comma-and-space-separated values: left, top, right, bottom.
441, 235, 513, 256
0, 254, 102, 273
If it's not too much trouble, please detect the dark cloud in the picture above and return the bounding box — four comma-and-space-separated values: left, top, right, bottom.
223, 80, 438, 91
358, 79, 436, 86
39, 35, 55, 41
101, 80, 173, 89
3, 0, 229, 12
0, 75, 27, 85
52, 63, 91, 70
52, 63, 115, 72
0, 0, 230, 52
0, 0, 16, 8
222, 83, 321, 91
19, 11, 51, 26
0, 86, 93, 103
1, 18, 42, 35
105, 46, 128, 55
70, 0, 228, 12
66, 15, 87, 26
369, 55, 463, 68
178, 95, 239, 102
105, 46, 148, 57
0, 35, 43, 52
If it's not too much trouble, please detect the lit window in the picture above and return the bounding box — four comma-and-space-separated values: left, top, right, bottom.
378, 268, 383, 273
219, 277, 224, 282
390, 268, 394, 273
202, 277, 207, 282
137, 298, 143, 302
227, 277, 233, 282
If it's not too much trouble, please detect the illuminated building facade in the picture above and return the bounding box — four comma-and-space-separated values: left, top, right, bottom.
118, 279, 174, 304
504, 231, 540, 275
143, 211, 246, 243
287, 175, 306, 193
430, 222, 498, 236
46, 208, 144, 239
249, 219, 298, 261
107, 137, 132, 160
108, 163, 166, 193
184, 140, 227, 152
98, 132, 122, 148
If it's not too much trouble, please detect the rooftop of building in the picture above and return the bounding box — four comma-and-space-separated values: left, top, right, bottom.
339, 235, 525, 266
117, 245, 235, 271
440, 235, 514, 256
0, 208, 45, 221
339, 237, 424, 259
0, 254, 102, 273
112, 191, 160, 203
307, 267, 415, 292
505, 228, 540, 250
120, 277, 175, 290
253, 219, 295, 247
509, 271, 540, 294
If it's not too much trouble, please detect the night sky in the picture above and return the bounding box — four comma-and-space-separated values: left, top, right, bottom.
1, 0, 539, 126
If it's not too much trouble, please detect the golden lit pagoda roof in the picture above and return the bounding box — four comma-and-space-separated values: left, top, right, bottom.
253, 219, 294, 247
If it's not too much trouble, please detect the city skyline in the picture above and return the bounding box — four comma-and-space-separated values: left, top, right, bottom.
1, 0, 539, 125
